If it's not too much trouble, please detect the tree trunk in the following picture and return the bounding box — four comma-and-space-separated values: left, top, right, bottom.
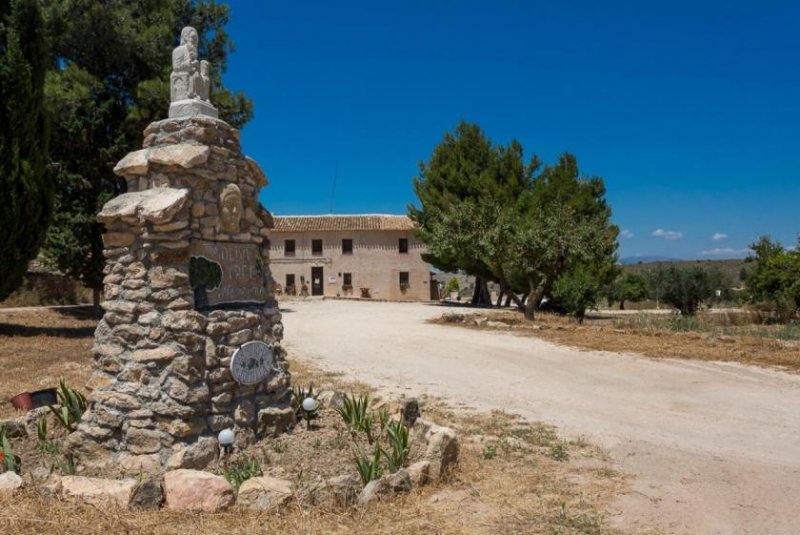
523, 279, 546, 320
471, 278, 481, 305
619, 300, 625, 310
92, 286, 101, 318
503, 293, 512, 307
471, 277, 491, 307
495, 288, 504, 307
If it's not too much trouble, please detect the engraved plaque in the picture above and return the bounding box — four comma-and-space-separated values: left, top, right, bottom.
230, 341, 274, 384
189, 240, 268, 309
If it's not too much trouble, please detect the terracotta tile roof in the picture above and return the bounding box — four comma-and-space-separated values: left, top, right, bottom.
272, 214, 417, 232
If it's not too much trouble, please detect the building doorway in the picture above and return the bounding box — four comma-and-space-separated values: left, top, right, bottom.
311, 266, 324, 296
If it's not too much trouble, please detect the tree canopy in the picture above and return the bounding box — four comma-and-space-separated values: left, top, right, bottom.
39, 0, 252, 309
0, 0, 51, 300
745, 236, 800, 320
648, 265, 730, 316
410, 122, 619, 319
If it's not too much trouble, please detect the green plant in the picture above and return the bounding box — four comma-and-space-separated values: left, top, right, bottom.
483, 442, 497, 460
549, 440, 570, 462
47, 377, 87, 432
336, 393, 375, 443
37, 417, 60, 455
219, 453, 263, 490
383, 419, 409, 471
353, 444, 383, 485
1, 428, 18, 474
444, 276, 460, 295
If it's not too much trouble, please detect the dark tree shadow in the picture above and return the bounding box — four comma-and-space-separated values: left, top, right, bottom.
0, 323, 96, 338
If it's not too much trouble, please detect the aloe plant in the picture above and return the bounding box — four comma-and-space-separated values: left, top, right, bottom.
47, 378, 87, 432
383, 419, 410, 472
353, 444, 383, 485
336, 393, 377, 443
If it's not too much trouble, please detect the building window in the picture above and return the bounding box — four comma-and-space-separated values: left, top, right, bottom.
342, 238, 353, 255
399, 238, 408, 254
399, 271, 409, 290
343, 273, 352, 288
284, 239, 295, 256
312, 239, 323, 256
285, 274, 296, 295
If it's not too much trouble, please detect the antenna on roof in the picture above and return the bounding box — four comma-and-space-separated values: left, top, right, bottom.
329, 160, 338, 214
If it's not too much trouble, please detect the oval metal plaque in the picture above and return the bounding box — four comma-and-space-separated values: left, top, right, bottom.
230, 341, 274, 385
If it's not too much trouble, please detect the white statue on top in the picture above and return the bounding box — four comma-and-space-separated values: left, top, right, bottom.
169, 26, 218, 119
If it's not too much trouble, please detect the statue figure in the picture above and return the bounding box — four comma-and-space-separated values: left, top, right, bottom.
219, 183, 243, 232
169, 26, 218, 118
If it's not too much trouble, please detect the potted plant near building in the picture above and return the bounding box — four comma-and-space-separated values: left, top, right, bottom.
445, 276, 460, 301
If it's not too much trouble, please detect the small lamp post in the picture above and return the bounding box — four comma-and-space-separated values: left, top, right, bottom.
301, 396, 318, 430
218, 428, 235, 458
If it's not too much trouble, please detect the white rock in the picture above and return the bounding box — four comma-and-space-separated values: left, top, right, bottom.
148, 144, 210, 168
61, 475, 137, 507
236, 476, 293, 511
0, 472, 23, 495
97, 188, 189, 226
113, 149, 149, 176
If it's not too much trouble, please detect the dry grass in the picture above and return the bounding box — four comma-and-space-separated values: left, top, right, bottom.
433, 309, 800, 373
0, 306, 636, 534
0, 307, 96, 418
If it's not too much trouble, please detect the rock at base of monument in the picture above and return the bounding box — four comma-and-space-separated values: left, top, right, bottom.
169, 99, 219, 119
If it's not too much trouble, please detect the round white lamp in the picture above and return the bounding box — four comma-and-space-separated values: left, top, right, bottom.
301, 396, 318, 429
218, 428, 235, 456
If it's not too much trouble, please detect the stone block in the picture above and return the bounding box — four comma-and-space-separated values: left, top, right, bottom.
257, 406, 295, 437
131, 346, 179, 363
61, 476, 137, 507
98, 188, 189, 226
164, 469, 233, 512
126, 427, 163, 454
130, 476, 164, 510
237, 476, 293, 511
166, 436, 217, 470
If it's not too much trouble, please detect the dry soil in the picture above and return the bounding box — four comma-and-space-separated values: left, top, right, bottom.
283, 299, 800, 535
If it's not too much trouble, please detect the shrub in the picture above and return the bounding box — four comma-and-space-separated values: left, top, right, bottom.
649, 265, 730, 316
444, 276, 460, 294
47, 378, 87, 432
219, 453, 263, 490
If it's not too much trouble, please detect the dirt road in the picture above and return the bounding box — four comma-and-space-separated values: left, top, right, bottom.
282, 299, 800, 535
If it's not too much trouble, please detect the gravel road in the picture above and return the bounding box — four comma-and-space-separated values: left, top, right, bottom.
282, 299, 800, 535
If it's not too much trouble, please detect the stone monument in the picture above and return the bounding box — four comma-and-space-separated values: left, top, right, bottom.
169, 26, 217, 119
67, 28, 293, 472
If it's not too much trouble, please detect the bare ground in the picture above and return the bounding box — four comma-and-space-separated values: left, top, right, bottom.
0, 306, 629, 534
282, 299, 800, 535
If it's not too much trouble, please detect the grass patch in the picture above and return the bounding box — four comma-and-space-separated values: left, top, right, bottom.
433, 309, 800, 373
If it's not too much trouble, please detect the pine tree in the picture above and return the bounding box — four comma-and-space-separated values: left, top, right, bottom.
40, 0, 253, 312
0, 0, 51, 300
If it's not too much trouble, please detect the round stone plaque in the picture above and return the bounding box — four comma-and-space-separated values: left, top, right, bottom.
230, 341, 274, 385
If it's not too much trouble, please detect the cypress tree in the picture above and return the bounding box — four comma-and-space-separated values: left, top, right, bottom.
0, 0, 51, 300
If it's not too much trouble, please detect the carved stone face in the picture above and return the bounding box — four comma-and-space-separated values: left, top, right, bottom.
220, 184, 242, 232
181, 26, 198, 48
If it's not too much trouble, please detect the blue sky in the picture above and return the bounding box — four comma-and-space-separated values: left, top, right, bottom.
222, 1, 799, 260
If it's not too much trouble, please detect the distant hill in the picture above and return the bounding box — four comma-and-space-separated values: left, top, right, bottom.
622, 258, 748, 284
619, 256, 679, 265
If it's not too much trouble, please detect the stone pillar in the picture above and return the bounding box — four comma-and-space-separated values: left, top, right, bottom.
68, 116, 291, 473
